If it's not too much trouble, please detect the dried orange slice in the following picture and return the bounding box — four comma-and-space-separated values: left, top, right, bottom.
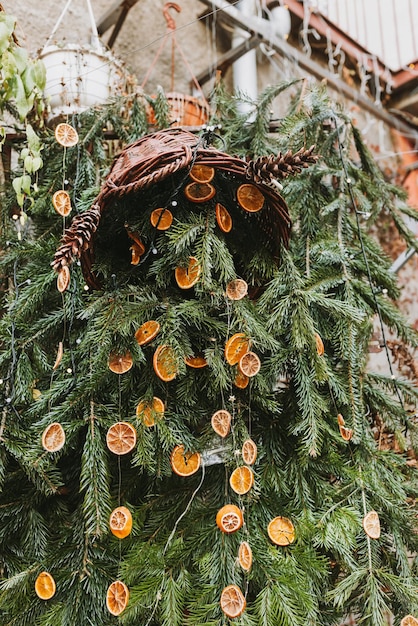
130, 243, 143, 265
238, 541, 253, 572
220, 584, 246, 618
211, 409, 232, 438
150, 208, 173, 230
106, 422, 137, 455
106, 580, 129, 616
229, 465, 254, 495
52, 190, 72, 217
135, 320, 160, 346
238, 351, 261, 377
54, 122, 79, 147
234, 369, 249, 389
35, 571, 56, 600
170, 444, 201, 476
108, 351, 133, 374
136, 396, 164, 427
237, 183, 264, 213
215, 202, 232, 233
339, 425, 353, 441
226, 278, 248, 300
184, 181, 216, 203
401, 616, 418, 626
57, 265, 70, 293
189, 164, 215, 183
153, 344, 178, 382
362, 510, 381, 539
242, 438, 257, 465
225, 333, 250, 366
53, 341, 64, 370
216, 504, 243, 534
126, 230, 145, 252
315, 332, 324, 356
109, 506, 132, 539
267, 516, 295, 546
175, 256, 201, 289
337, 413, 345, 426
42, 422, 65, 452
184, 355, 207, 368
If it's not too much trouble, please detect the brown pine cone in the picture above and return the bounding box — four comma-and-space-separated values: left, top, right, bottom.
51, 205, 101, 272
246, 145, 318, 184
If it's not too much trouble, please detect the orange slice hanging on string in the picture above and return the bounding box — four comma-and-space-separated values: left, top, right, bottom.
52, 190, 72, 217
238, 541, 253, 572
337, 413, 345, 426
150, 208, 173, 230
109, 506, 132, 539
106, 422, 137, 455
189, 164, 215, 183
267, 516, 296, 546
315, 332, 324, 356
401, 616, 418, 626
57, 265, 70, 293
42, 422, 66, 452
238, 351, 261, 377
175, 256, 201, 289
216, 504, 243, 534
153, 344, 178, 381
211, 409, 232, 438
130, 243, 143, 266
108, 351, 133, 374
170, 444, 201, 476
135, 320, 160, 346
184, 355, 207, 368
220, 585, 246, 618
35, 571, 56, 600
242, 438, 257, 465
362, 510, 381, 539
106, 580, 129, 616
224, 333, 250, 366
234, 368, 249, 389
53, 341, 64, 370
54, 122, 79, 147
136, 396, 164, 427
229, 465, 254, 495
339, 425, 353, 441
237, 183, 264, 213
226, 278, 248, 300
184, 181, 216, 203
215, 202, 232, 233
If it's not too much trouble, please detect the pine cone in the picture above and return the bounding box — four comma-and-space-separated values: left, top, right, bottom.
246, 145, 319, 185
51, 205, 101, 272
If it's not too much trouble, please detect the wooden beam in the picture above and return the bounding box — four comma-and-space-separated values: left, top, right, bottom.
194, 35, 261, 87
96, 0, 140, 37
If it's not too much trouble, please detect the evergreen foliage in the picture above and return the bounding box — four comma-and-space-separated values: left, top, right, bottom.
0, 73, 417, 626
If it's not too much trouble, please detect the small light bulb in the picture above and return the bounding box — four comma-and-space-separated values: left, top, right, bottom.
76, 338, 81, 344
382, 289, 388, 295
171, 200, 177, 207
6, 397, 11, 403
346, 178, 352, 185
152, 247, 158, 254
12, 214, 19, 221
83, 284, 89, 291
0, 379, 3, 384
66, 368, 73, 374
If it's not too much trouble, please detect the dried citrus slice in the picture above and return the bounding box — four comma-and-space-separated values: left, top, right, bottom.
220, 584, 246, 618
106, 580, 129, 616
150, 208, 173, 230
225, 333, 250, 366
211, 409, 232, 438
170, 444, 201, 476
53, 341, 64, 370
130, 243, 143, 265
35, 571, 56, 600
267, 516, 296, 546
136, 396, 164, 427
52, 190, 72, 217
135, 320, 160, 346
229, 465, 254, 495
175, 256, 201, 289
339, 425, 353, 441
401, 616, 418, 626
184, 355, 207, 368
189, 164, 215, 183
239, 351, 261, 377
126, 230, 145, 252
238, 541, 253, 572
106, 422, 137, 455
242, 438, 257, 465
234, 369, 249, 389
153, 344, 178, 381
54, 122, 79, 147
215, 202, 232, 233
184, 181, 216, 203
337, 413, 345, 426
57, 265, 70, 293
216, 504, 243, 534
315, 332, 324, 356
108, 351, 133, 374
42, 422, 65, 452
226, 278, 248, 300
362, 510, 381, 539
237, 183, 264, 213
109, 506, 132, 539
